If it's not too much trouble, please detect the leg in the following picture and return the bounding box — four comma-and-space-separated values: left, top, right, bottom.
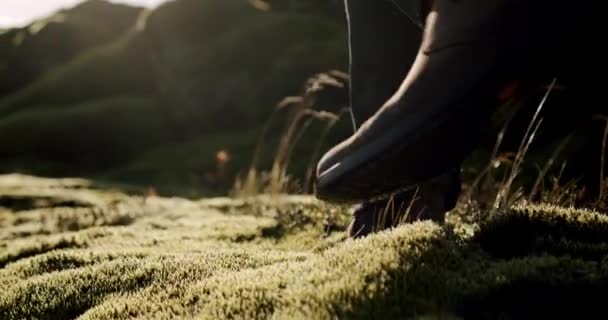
345, 0, 421, 128
343, 0, 461, 238
316, 0, 575, 204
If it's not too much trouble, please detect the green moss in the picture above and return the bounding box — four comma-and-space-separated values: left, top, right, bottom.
1, 175, 608, 319
0, 233, 90, 268
474, 203, 608, 259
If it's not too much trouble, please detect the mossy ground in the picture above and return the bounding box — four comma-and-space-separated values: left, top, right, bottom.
1, 174, 608, 319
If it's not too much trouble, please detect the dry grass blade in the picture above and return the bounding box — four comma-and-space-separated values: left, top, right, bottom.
466, 120, 512, 203
529, 134, 573, 201
594, 114, 608, 205
268, 109, 340, 195
492, 78, 558, 212
304, 108, 349, 192
233, 102, 342, 197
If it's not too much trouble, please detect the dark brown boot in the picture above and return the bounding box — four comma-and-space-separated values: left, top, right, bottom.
348, 168, 461, 239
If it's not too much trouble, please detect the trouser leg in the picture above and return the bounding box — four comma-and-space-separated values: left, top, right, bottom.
343, 1, 462, 237
344, 0, 421, 129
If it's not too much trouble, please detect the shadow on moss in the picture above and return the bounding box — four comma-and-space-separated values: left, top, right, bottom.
0, 195, 93, 212
343, 204, 608, 319
474, 203, 608, 260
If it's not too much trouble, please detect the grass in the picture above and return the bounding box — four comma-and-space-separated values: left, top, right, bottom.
0, 2, 604, 318
232, 70, 351, 198
1, 174, 608, 319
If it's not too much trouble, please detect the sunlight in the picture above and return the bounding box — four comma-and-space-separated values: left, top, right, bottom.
0, 0, 169, 28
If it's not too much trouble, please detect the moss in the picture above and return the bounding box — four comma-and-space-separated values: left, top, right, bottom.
0, 233, 89, 268
474, 203, 608, 259
1, 174, 608, 319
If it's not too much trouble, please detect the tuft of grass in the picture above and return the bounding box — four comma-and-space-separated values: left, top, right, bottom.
232, 70, 349, 198
491, 78, 558, 212
593, 114, 608, 210
458, 78, 593, 223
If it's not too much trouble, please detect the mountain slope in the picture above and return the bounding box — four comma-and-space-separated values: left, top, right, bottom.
0, 0, 350, 194
0, 0, 144, 97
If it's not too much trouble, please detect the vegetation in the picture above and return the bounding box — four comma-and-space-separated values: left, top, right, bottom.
0, 0, 349, 197
1, 0, 605, 318
0, 0, 144, 98
0, 0, 602, 201
0, 174, 607, 319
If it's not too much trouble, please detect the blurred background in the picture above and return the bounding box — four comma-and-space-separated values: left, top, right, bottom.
0, 0, 604, 203
0, 0, 356, 197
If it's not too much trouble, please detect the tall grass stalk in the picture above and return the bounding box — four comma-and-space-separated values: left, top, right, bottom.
233, 103, 341, 197
594, 114, 608, 204
304, 108, 349, 192
492, 77, 558, 212
528, 134, 572, 201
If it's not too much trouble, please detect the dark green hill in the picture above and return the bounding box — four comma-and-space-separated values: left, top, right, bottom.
0, 0, 350, 196
0, 0, 144, 97
140, 0, 348, 134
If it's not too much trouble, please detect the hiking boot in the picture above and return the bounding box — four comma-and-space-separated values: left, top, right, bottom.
347, 168, 461, 239
315, 0, 573, 204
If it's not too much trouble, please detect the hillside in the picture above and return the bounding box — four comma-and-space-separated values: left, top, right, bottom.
0, 0, 350, 197
0, 0, 144, 97
1, 174, 608, 319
